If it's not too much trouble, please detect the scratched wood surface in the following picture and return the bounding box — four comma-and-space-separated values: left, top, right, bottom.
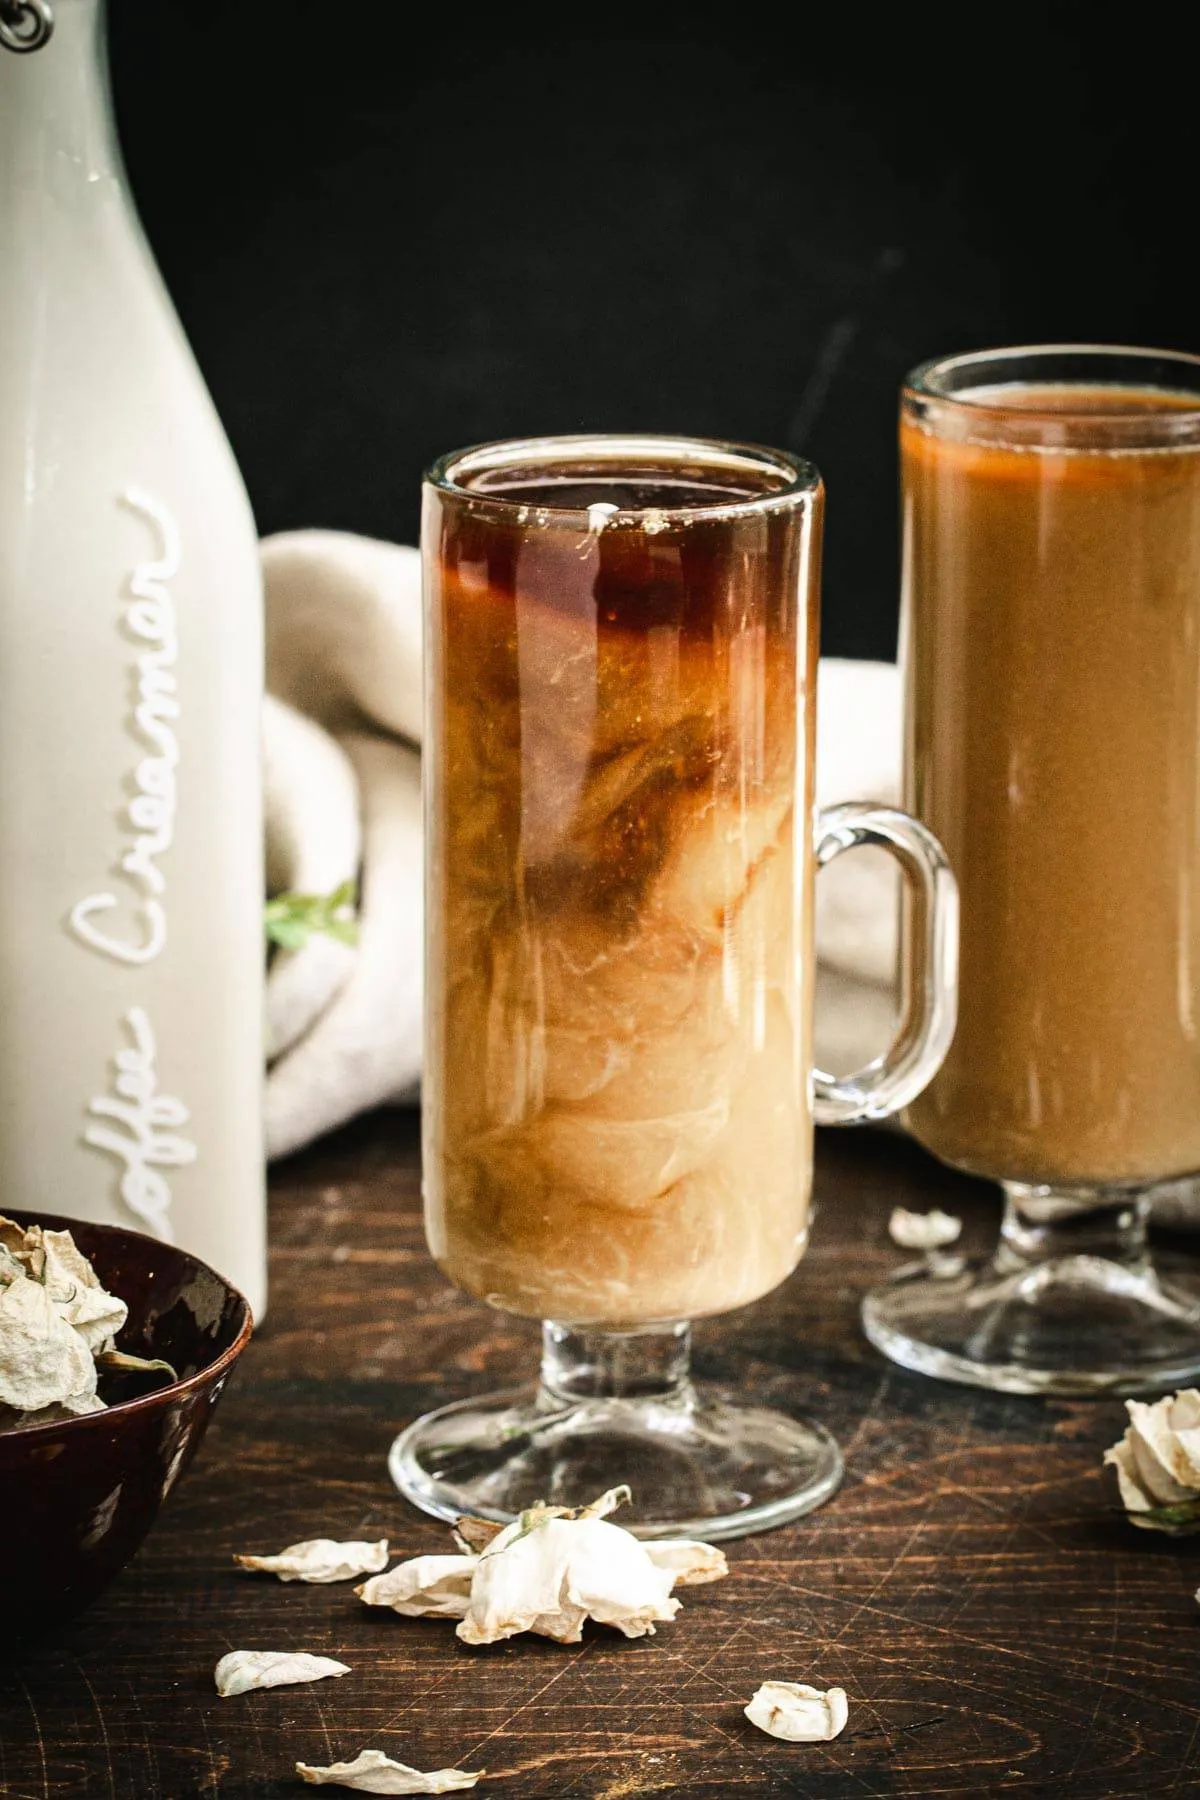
2, 1112, 1198, 1800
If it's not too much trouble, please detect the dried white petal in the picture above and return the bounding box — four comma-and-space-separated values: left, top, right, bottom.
357, 1555, 476, 1619
2, 1221, 127, 1349
235, 1539, 389, 1584
452, 1517, 504, 1555
572, 1485, 631, 1519
1104, 1436, 1154, 1515
214, 1650, 351, 1697
1105, 1389, 1200, 1527
16, 1389, 107, 1427
0, 1276, 98, 1413
888, 1207, 962, 1250
0, 1217, 27, 1257
40, 1228, 128, 1350
296, 1749, 480, 1792
745, 1681, 849, 1742
643, 1540, 728, 1586
457, 1511, 678, 1646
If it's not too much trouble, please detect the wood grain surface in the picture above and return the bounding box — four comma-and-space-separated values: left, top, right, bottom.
2, 1112, 1197, 1800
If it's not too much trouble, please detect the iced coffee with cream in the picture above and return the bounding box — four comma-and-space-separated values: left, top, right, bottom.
423, 445, 817, 1325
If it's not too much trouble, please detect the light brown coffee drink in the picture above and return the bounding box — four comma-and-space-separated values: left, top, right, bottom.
423, 452, 818, 1326
903, 380, 1200, 1186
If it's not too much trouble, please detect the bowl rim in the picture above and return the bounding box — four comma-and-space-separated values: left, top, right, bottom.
0, 1207, 254, 1444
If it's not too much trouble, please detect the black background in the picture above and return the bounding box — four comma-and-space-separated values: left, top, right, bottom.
109, 1, 1199, 661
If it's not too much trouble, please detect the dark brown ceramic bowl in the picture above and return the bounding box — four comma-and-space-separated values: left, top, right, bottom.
0, 1209, 252, 1637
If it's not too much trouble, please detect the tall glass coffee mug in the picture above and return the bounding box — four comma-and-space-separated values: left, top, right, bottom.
864, 346, 1200, 1395
391, 436, 957, 1539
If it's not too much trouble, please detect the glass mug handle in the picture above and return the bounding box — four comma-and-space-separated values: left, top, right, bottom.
812, 801, 959, 1126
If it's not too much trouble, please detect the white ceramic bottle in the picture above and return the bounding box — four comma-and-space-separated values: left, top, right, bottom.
0, 0, 266, 1316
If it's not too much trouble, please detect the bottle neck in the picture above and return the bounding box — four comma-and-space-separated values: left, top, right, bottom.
0, 0, 121, 190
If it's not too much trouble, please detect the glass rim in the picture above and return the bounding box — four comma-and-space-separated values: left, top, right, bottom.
905, 343, 1200, 425
424, 433, 820, 524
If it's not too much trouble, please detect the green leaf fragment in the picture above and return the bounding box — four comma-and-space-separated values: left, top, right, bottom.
96, 1348, 178, 1383
1129, 1495, 1200, 1535
265, 880, 360, 952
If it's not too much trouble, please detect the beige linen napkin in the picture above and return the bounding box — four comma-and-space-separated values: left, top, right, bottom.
263, 533, 423, 1159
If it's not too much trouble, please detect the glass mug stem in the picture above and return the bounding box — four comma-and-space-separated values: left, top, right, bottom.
540, 1320, 695, 1408
997, 1185, 1152, 1275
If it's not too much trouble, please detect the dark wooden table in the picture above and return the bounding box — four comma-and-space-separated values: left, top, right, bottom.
3, 1113, 1198, 1800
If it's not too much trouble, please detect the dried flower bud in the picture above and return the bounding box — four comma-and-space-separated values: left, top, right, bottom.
357, 1489, 724, 1648
457, 1508, 680, 1646
1105, 1389, 1200, 1532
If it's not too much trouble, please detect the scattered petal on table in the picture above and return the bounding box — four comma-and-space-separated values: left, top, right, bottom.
235, 1538, 389, 1583
357, 1555, 477, 1618
214, 1650, 350, 1697
745, 1680, 849, 1742
888, 1207, 962, 1250
643, 1540, 729, 1586
296, 1749, 481, 1792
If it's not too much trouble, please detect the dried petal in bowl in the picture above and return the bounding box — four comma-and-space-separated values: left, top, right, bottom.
0, 1277, 98, 1414
37, 1227, 128, 1349
0, 1216, 148, 1426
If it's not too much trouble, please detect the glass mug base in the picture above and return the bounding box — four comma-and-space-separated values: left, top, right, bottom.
389, 1322, 843, 1541
862, 1182, 1200, 1396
